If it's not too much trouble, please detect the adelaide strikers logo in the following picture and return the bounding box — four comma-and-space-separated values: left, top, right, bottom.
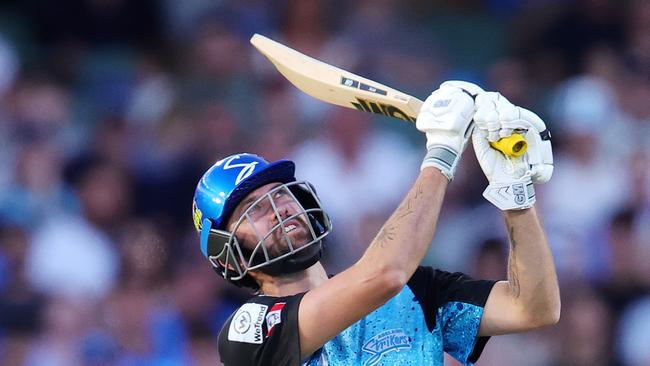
362, 328, 412, 366
220, 155, 259, 184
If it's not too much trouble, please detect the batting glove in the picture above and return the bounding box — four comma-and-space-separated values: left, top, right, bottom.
472, 92, 554, 210
417, 81, 484, 180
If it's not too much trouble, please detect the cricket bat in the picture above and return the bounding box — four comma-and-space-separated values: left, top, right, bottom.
250, 33, 526, 157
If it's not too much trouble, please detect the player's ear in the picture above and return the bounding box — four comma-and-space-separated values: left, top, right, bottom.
217, 257, 248, 273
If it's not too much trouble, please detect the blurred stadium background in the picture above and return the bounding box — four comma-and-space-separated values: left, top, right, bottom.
0, 0, 648, 365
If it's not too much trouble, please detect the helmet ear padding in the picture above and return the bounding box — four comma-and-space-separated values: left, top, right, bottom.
206, 228, 260, 290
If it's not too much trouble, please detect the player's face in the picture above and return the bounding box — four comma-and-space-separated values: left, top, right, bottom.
227, 183, 312, 260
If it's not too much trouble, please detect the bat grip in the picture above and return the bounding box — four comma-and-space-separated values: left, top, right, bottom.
490, 133, 527, 157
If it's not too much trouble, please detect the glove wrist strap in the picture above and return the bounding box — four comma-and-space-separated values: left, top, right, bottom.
483, 176, 535, 210
421, 145, 458, 181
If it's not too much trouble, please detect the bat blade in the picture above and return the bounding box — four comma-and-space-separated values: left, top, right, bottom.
250, 34, 422, 123
250, 33, 527, 157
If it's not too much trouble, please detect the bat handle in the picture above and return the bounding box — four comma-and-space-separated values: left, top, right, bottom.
490, 133, 527, 157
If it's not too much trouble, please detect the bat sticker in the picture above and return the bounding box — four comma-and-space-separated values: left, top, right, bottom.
340, 77, 388, 96
351, 98, 416, 123
359, 83, 387, 95
341, 76, 359, 88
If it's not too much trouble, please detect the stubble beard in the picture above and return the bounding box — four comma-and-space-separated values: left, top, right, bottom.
267, 215, 311, 257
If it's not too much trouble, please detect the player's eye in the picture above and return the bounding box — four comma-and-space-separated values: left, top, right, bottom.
247, 203, 259, 217
273, 190, 287, 199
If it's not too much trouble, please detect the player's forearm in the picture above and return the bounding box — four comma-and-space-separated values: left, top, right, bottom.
503, 207, 560, 325
357, 167, 448, 287
297, 168, 447, 358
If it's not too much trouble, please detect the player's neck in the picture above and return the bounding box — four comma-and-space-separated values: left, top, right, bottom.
258, 262, 328, 297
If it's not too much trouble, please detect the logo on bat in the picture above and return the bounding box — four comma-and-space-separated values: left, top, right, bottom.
341, 76, 388, 96
351, 98, 416, 123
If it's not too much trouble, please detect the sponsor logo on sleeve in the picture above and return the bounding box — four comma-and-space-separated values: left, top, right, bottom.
362, 328, 412, 366
228, 303, 268, 344
265, 302, 285, 337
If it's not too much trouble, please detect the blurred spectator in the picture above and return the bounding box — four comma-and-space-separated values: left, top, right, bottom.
0, 33, 18, 99
543, 75, 630, 280
0, 140, 76, 227
278, 0, 331, 55
512, 0, 625, 83
103, 286, 189, 365
6, 77, 72, 144
25, 215, 118, 301
253, 86, 304, 160
617, 296, 650, 366
116, 220, 170, 292
24, 158, 131, 300
289, 108, 418, 271
172, 260, 246, 365
472, 238, 507, 281
18, 0, 162, 47
597, 207, 649, 317
24, 297, 93, 366
0, 224, 43, 365
125, 55, 176, 130
472, 330, 556, 366
554, 284, 615, 366
625, 0, 650, 80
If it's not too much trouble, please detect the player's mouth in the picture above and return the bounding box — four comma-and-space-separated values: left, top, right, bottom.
272, 218, 308, 248
281, 218, 304, 233
284, 224, 297, 233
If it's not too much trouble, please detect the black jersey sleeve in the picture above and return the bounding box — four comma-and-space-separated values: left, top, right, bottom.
407, 266, 496, 364
217, 292, 306, 366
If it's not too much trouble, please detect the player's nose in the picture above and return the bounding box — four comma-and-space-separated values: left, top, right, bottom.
277, 206, 292, 221
268, 205, 288, 224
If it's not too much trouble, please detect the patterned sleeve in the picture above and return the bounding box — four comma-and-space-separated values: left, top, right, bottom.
408, 267, 496, 365
436, 269, 495, 365
217, 293, 305, 366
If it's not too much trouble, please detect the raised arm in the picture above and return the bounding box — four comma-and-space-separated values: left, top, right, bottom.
298, 82, 479, 358
470, 92, 560, 335
479, 207, 560, 335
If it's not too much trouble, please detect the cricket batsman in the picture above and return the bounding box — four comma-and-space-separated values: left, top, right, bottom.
192, 81, 560, 365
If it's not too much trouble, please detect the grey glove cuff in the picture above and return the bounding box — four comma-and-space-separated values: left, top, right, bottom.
421, 145, 458, 181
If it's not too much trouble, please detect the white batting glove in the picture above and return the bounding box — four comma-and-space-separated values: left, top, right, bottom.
473, 93, 554, 210
417, 81, 483, 180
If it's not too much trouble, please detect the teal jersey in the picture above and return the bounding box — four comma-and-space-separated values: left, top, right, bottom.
218, 267, 495, 366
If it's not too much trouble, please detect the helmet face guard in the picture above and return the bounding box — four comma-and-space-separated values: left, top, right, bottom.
202, 181, 331, 282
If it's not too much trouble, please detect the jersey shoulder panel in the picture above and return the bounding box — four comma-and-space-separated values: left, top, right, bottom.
218, 293, 305, 366
407, 266, 496, 365
407, 266, 496, 314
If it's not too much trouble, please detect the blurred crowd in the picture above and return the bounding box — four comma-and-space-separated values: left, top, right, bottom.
0, 0, 648, 365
